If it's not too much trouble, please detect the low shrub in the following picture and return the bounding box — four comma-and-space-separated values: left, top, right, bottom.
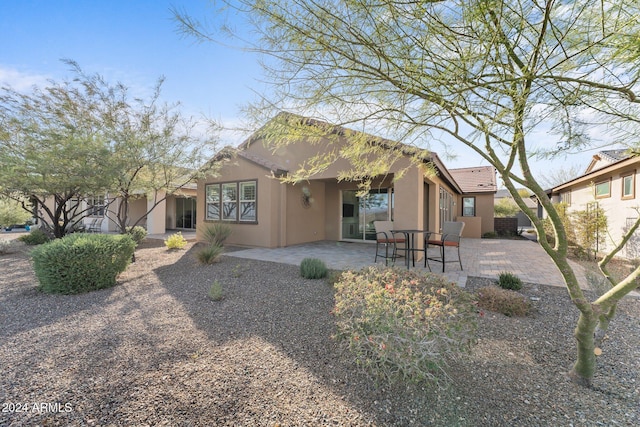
497, 271, 523, 290
126, 226, 148, 245
31, 233, 136, 294
208, 280, 224, 301
197, 243, 224, 264
482, 231, 498, 239
201, 222, 232, 246
300, 257, 328, 279
475, 285, 532, 317
333, 267, 477, 384
0, 239, 12, 255
18, 228, 50, 245
164, 232, 188, 250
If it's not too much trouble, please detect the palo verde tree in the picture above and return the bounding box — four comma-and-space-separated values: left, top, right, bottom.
0, 61, 219, 237
64, 61, 219, 234
0, 75, 114, 238
177, 0, 640, 386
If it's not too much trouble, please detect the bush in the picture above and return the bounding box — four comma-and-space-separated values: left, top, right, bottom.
164, 232, 188, 250
208, 280, 224, 301
197, 243, 224, 264
18, 228, 50, 245
333, 267, 477, 384
497, 271, 523, 290
475, 285, 532, 317
31, 233, 136, 294
126, 226, 147, 245
300, 257, 328, 279
0, 239, 12, 255
201, 222, 232, 246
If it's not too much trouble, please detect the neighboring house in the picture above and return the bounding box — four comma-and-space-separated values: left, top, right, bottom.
494, 188, 539, 228
196, 113, 497, 249
548, 149, 640, 259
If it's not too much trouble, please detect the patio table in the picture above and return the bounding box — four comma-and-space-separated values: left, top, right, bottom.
392, 229, 429, 269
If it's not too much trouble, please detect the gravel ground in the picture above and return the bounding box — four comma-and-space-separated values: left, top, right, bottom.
1, 238, 639, 426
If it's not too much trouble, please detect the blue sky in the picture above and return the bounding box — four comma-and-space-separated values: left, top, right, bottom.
0, 0, 613, 183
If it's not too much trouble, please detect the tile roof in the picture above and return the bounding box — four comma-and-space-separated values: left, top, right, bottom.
449, 166, 497, 193
600, 149, 632, 162
237, 150, 288, 176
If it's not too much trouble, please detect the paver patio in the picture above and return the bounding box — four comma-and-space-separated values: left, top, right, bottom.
224, 238, 590, 289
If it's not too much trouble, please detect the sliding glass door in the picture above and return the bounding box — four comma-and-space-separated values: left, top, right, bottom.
341, 189, 393, 241
176, 198, 197, 230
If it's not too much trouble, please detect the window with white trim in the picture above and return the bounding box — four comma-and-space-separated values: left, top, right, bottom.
86, 195, 105, 217
622, 173, 635, 200
206, 181, 257, 222
595, 179, 611, 199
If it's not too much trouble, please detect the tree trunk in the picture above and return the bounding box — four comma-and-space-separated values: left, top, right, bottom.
569, 311, 599, 387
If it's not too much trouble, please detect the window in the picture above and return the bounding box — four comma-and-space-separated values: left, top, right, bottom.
86, 196, 105, 217
205, 185, 220, 220
206, 180, 257, 222
439, 187, 454, 225
239, 181, 256, 221
222, 183, 237, 220
462, 197, 476, 217
622, 173, 635, 200
561, 191, 571, 206
595, 179, 611, 199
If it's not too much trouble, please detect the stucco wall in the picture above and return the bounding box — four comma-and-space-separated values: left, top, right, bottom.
560, 163, 639, 258
197, 156, 280, 248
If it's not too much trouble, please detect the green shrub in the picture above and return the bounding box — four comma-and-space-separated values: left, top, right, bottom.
31, 233, 136, 294
197, 243, 224, 264
300, 257, 328, 279
126, 226, 148, 245
201, 222, 232, 246
476, 285, 533, 317
497, 271, 523, 290
333, 267, 477, 384
482, 231, 498, 239
208, 280, 224, 301
18, 228, 50, 245
164, 232, 188, 250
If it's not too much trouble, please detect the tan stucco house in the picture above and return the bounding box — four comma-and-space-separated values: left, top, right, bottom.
196, 114, 497, 249
548, 149, 640, 259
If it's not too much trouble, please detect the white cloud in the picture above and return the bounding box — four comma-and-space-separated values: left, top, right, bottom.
0, 66, 50, 91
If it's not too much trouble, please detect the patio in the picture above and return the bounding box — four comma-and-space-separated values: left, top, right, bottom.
224, 238, 590, 289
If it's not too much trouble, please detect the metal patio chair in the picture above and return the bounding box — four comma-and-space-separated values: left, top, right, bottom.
424, 221, 465, 272
373, 220, 406, 265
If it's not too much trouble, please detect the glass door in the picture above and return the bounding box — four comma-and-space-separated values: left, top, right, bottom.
176, 198, 197, 229
341, 189, 392, 241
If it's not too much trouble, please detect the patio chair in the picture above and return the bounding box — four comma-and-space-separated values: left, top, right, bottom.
424, 221, 465, 272
374, 221, 406, 265
87, 218, 103, 233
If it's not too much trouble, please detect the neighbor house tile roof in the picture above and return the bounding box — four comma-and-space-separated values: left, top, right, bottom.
585, 149, 633, 173
449, 166, 497, 193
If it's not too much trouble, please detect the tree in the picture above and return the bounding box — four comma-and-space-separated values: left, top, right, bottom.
177, 0, 640, 386
64, 61, 219, 234
494, 197, 519, 218
0, 74, 115, 237
0, 61, 219, 237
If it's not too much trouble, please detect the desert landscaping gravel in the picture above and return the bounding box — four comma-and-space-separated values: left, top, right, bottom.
1, 237, 639, 426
